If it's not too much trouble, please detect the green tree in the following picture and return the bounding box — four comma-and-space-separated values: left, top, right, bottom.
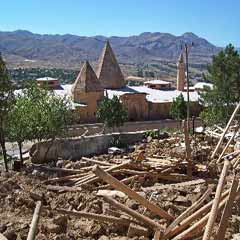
97, 95, 128, 131
7, 82, 73, 163
170, 93, 187, 120
0, 53, 14, 171
7, 95, 32, 163
137, 66, 144, 78
200, 44, 240, 125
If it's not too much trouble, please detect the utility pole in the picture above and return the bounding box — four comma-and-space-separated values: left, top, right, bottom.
183, 42, 194, 130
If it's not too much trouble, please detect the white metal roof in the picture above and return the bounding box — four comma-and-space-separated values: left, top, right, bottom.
194, 82, 213, 90
106, 85, 199, 103
36, 77, 58, 81
144, 79, 171, 85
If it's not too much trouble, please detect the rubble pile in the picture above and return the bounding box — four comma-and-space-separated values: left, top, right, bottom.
1, 106, 240, 239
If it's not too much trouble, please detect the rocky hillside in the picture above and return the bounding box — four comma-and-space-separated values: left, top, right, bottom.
0, 30, 220, 69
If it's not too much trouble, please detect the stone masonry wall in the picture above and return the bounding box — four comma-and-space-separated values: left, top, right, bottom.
30, 131, 147, 164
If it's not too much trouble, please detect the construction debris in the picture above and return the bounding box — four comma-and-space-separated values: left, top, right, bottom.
1, 111, 240, 239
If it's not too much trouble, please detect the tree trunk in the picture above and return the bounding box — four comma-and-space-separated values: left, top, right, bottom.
18, 141, 23, 165
0, 137, 8, 172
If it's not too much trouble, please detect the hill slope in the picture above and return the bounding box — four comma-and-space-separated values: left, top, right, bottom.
0, 30, 220, 69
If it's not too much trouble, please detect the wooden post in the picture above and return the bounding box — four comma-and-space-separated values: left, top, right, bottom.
171, 197, 228, 240
202, 160, 230, 240
154, 230, 162, 240
192, 116, 195, 135
163, 189, 230, 239
75, 161, 130, 186
217, 129, 237, 163
216, 176, 239, 240
97, 175, 138, 190
103, 196, 163, 230
211, 102, 240, 159
93, 165, 174, 221
54, 208, 132, 226
27, 201, 42, 240
81, 157, 113, 166
183, 120, 192, 176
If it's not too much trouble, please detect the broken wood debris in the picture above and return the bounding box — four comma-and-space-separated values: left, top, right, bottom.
215, 175, 239, 240
211, 102, 240, 159
3, 108, 240, 239
52, 208, 133, 227
27, 201, 42, 240
103, 196, 163, 230
202, 160, 230, 240
93, 165, 174, 221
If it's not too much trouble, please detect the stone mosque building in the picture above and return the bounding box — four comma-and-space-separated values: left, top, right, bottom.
38, 41, 209, 123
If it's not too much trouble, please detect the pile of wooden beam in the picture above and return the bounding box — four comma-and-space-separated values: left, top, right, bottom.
33, 154, 197, 193
26, 104, 240, 239
37, 161, 239, 239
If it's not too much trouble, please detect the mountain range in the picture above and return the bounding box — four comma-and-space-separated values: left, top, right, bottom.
0, 30, 221, 69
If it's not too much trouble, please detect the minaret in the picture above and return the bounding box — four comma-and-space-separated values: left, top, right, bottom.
97, 40, 125, 89
176, 53, 185, 91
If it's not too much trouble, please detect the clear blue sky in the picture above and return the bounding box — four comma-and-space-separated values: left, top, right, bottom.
0, 0, 239, 47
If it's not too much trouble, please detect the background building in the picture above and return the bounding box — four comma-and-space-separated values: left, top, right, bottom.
37, 41, 204, 123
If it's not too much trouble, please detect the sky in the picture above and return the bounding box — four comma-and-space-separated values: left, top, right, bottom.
0, 0, 239, 47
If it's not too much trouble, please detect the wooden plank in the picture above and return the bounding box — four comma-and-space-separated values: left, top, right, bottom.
32, 164, 85, 174
183, 119, 192, 176
74, 174, 96, 186
103, 196, 163, 230
154, 230, 162, 240
217, 129, 237, 163
232, 156, 240, 168
202, 160, 230, 240
93, 165, 174, 221
46, 185, 82, 192
53, 208, 132, 226
81, 157, 113, 166
156, 174, 197, 182
142, 179, 211, 192
27, 201, 42, 240
117, 169, 149, 175
171, 197, 228, 240
164, 187, 212, 235
211, 102, 240, 159
216, 176, 239, 240
162, 189, 230, 239
73, 161, 128, 186
77, 165, 109, 171
75, 161, 130, 187
43, 172, 89, 184
97, 175, 138, 190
